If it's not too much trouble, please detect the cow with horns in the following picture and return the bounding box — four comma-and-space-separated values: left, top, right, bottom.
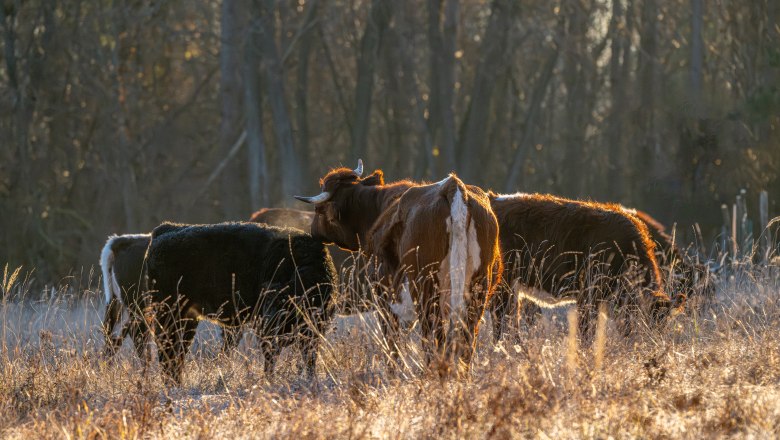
488, 192, 674, 341
296, 160, 502, 374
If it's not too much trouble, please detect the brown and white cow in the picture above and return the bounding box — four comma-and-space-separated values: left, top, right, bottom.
296, 160, 502, 374
488, 192, 672, 341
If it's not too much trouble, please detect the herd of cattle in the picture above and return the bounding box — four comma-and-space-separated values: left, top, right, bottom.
99, 160, 712, 384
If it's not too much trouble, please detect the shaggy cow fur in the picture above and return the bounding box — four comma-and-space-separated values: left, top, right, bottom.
488, 193, 671, 341
146, 222, 337, 384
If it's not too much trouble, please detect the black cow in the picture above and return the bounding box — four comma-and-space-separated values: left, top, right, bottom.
145, 222, 337, 384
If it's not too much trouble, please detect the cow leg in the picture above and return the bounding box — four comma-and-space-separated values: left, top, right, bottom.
260, 339, 281, 377
415, 274, 443, 369
102, 296, 123, 356
377, 299, 401, 367
458, 278, 489, 376
490, 284, 510, 344
518, 300, 543, 329
300, 333, 319, 379
156, 305, 198, 386
430, 280, 449, 373
576, 300, 598, 344
123, 301, 152, 365
416, 284, 434, 365
220, 326, 242, 354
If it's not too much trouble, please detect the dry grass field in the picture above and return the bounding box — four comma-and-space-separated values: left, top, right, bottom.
1, 263, 780, 439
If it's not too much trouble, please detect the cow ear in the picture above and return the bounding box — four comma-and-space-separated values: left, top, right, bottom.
361, 170, 384, 186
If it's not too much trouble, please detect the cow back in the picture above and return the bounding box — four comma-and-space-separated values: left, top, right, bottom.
492, 194, 662, 297
147, 222, 337, 324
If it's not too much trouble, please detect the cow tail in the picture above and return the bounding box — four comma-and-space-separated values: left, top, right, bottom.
444, 176, 476, 328
100, 236, 122, 305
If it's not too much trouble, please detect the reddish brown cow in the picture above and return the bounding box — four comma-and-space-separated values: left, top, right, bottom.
489, 192, 672, 341
624, 208, 713, 302
296, 161, 502, 374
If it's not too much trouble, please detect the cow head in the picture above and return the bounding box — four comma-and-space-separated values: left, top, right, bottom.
295, 160, 385, 251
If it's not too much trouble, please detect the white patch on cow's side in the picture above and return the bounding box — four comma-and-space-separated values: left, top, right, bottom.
390, 279, 416, 325
448, 186, 470, 322
514, 281, 577, 308
100, 235, 119, 305
493, 192, 529, 201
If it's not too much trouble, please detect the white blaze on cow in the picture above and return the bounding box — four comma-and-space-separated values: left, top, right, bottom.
446, 184, 472, 326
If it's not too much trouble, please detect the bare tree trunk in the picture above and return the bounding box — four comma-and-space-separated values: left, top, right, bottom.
560, 0, 591, 197
383, 37, 405, 176
391, 4, 433, 180
295, 0, 318, 181
318, 24, 353, 136
219, 0, 246, 218
108, 6, 139, 231
0, 4, 24, 190
257, 0, 300, 203
245, 13, 268, 210
607, 0, 630, 202
438, 0, 458, 175
690, 0, 703, 117
426, 0, 458, 177
505, 48, 559, 191
427, 0, 442, 173
350, 0, 393, 162
457, 0, 515, 181
637, 0, 659, 203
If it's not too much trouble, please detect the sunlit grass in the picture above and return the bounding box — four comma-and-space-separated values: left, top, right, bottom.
1, 261, 780, 438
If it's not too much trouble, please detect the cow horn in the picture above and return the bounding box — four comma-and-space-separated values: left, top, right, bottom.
354, 159, 364, 177
294, 192, 332, 204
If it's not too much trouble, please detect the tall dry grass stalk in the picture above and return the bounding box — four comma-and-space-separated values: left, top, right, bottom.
594, 302, 608, 372
566, 307, 578, 375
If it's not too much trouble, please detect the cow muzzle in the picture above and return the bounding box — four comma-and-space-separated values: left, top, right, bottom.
294, 192, 332, 204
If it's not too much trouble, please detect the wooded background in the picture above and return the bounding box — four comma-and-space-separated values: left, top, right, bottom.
1, 0, 778, 278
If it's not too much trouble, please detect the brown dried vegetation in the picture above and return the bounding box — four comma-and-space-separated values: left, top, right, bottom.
1, 263, 780, 438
